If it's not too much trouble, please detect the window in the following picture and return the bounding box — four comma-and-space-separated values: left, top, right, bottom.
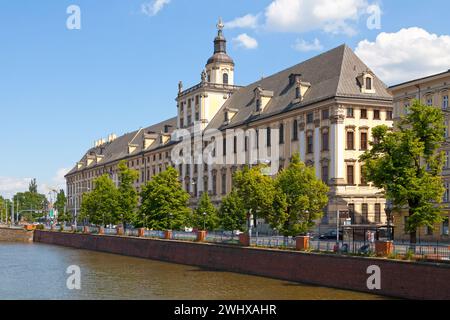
223, 138, 227, 156
346, 131, 354, 150
445, 121, 448, 138
223, 73, 229, 85
427, 97, 433, 106
386, 110, 393, 120
187, 115, 192, 125
180, 118, 184, 128
221, 173, 227, 195
322, 109, 329, 120
233, 136, 237, 154
360, 166, 367, 185
404, 216, 409, 234
360, 132, 368, 150
322, 165, 329, 184
322, 131, 329, 151
446, 151, 450, 169
444, 183, 450, 202
212, 174, 217, 195
442, 217, 449, 236
426, 226, 433, 236
375, 204, 381, 223
347, 108, 354, 118
295, 86, 301, 99
347, 165, 354, 185
443, 95, 449, 109
292, 120, 298, 141
307, 135, 314, 154
366, 77, 372, 90
362, 204, 368, 222
307, 113, 314, 124
195, 112, 200, 121
266, 127, 271, 147
373, 110, 380, 120
360, 109, 367, 119
279, 123, 285, 144
256, 99, 261, 112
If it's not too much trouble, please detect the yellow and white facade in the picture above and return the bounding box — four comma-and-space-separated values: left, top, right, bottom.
389, 70, 450, 242
66, 20, 398, 231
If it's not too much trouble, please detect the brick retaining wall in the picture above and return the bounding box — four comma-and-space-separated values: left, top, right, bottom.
33, 230, 450, 300
0, 227, 34, 243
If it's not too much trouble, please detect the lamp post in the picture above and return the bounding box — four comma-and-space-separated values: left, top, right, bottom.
203, 212, 207, 231
385, 199, 394, 241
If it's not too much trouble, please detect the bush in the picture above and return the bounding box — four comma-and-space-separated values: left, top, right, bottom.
35, 224, 45, 230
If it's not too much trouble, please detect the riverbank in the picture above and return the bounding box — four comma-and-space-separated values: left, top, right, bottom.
33, 230, 450, 300
0, 226, 34, 242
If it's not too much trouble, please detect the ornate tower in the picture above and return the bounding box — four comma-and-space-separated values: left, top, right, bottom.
205, 18, 235, 86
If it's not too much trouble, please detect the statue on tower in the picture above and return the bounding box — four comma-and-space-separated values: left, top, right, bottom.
178, 81, 183, 94
201, 69, 207, 83
217, 17, 224, 35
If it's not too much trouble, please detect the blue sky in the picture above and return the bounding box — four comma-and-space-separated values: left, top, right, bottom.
1, 0, 450, 198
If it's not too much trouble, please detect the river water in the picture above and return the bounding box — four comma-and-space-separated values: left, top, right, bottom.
0, 243, 388, 300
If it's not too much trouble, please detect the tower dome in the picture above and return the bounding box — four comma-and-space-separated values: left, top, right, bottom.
206, 18, 235, 66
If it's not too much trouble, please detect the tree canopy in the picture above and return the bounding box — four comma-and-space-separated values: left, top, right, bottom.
80, 174, 120, 226
139, 167, 191, 230
271, 154, 329, 236
191, 191, 219, 230
218, 190, 247, 232
116, 160, 139, 228
360, 100, 445, 243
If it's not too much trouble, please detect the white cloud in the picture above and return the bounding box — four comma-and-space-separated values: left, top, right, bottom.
233, 33, 259, 49
0, 177, 31, 199
293, 38, 324, 52
264, 0, 370, 35
226, 14, 260, 29
0, 168, 69, 199
355, 27, 450, 85
141, 0, 171, 17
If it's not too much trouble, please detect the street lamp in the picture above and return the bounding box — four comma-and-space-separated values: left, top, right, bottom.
385, 199, 394, 241
169, 213, 173, 231
203, 212, 207, 231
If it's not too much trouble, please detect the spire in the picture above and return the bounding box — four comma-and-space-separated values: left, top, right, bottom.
214, 17, 227, 54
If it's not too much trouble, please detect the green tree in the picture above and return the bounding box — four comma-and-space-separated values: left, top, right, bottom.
13, 179, 47, 222
360, 100, 445, 243
80, 174, 120, 226
116, 161, 139, 228
139, 167, 190, 230
218, 190, 247, 232
272, 154, 329, 237
232, 165, 279, 223
192, 192, 219, 230
54, 189, 68, 223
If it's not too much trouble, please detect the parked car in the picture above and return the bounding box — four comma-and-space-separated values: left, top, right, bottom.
319, 230, 343, 240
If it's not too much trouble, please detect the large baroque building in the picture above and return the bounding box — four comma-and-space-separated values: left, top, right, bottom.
389, 70, 450, 242
66, 21, 395, 230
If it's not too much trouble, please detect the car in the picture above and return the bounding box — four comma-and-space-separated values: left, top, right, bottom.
319, 230, 343, 240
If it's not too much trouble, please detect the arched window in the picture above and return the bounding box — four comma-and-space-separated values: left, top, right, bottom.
223, 73, 229, 85
366, 77, 372, 90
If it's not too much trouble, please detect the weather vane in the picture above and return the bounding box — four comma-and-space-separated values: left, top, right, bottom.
217, 17, 224, 32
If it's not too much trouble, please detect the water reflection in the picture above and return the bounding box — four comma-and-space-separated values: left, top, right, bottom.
0, 243, 388, 300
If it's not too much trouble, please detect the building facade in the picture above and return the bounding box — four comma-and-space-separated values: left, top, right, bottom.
66, 20, 395, 231
389, 70, 450, 242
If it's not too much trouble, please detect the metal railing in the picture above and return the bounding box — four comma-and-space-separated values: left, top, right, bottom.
39, 225, 450, 261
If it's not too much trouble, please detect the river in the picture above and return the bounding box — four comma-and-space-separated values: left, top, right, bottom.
0, 243, 388, 300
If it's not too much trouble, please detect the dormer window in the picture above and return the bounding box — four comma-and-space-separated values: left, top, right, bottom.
358, 71, 375, 94
366, 77, 372, 90
256, 99, 262, 112
224, 111, 229, 122
295, 86, 301, 99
